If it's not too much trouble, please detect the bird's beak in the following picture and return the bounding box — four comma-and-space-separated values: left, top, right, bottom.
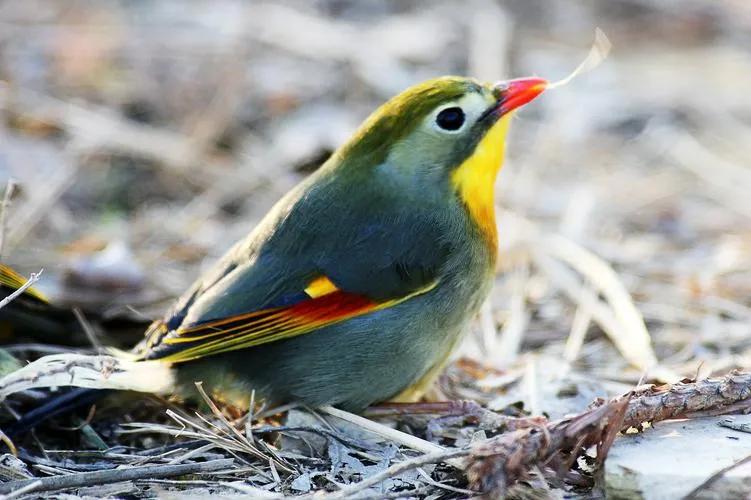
495, 77, 548, 115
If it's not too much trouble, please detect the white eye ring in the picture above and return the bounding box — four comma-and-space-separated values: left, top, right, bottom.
432, 105, 466, 133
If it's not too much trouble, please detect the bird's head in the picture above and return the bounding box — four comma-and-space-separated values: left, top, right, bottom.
333, 76, 546, 246
336, 75, 546, 181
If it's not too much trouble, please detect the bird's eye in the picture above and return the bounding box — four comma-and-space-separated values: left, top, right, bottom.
435, 107, 465, 131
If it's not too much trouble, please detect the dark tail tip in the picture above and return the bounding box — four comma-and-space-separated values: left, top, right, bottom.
3, 388, 111, 438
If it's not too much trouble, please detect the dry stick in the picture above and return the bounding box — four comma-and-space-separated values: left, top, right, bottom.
466, 371, 751, 494
0, 179, 15, 260
620, 370, 751, 428
0, 480, 42, 500
719, 418, 751, 433
0, 353, 174, 400
0, 428, 16, 457
365, 401, 545, 433
73, 308, 104, 354
0, 269, 42, 311
683, 453, 751, 500
192, 382, 293, 474
321, 448, 470, 500
495, 264, 530, 366
467, 396, 630, 495
563, 289, 595, 363
320, 406, 447, 456
0, 458, 234, 495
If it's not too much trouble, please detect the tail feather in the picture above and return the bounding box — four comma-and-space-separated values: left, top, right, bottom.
4, 388, 110, 437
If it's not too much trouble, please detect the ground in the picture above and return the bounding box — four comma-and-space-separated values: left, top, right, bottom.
0, 0, 750, 497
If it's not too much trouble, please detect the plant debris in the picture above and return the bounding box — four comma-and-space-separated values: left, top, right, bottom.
0, 0, 749, 497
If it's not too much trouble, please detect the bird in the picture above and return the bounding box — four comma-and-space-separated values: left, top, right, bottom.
1, 75, 546, 432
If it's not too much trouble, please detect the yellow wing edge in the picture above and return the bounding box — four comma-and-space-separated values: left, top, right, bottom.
155, 279, 439, 364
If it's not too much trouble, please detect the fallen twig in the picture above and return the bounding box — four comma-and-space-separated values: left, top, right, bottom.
365, 400, 545, 433
683, 453, 751, 500
0, 353, 174, 401
0, 428, 17, 456
467, 395, 630, 496
620, 370, 751, 428
192, 382, 294, 473
0, 480, 42, 500
320, 405, 447, 457
321, 447, 470, 499
0, 179, 15, 260
0, 458, 234, 495
466, 371, 751, 495
0, 269, 43, 311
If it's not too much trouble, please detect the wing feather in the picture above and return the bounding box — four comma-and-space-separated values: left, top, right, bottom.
149, 279, 437, 363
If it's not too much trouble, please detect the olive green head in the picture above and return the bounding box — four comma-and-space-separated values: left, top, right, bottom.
332, 76, 547, 178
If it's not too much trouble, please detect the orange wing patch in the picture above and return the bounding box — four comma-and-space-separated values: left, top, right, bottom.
155, 279, 438, 363
304, 275, 338, 298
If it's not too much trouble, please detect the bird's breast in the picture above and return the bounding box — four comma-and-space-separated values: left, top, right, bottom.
449, 114, 511, 254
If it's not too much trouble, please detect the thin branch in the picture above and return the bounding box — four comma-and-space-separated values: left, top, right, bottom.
0, 179, 15, 260
620, 370, 751, 428
73, 307, 104, 354
466, 371, 751, 495
0, 479, 43, 500
0, 458, 234, 495
320, 406, 446, 457
192, 381, 294, 474
467, 395, 630, 495
0, 269, 42, 311
0, 353, 174, 400
320, 447, 469, 499
683, 453, 751, 499
0, 428, 17, 457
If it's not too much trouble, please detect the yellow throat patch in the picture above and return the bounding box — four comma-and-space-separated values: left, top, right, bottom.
450, 113, 511, 251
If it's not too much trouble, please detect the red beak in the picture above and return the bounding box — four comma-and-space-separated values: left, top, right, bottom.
496, 77, 547, 114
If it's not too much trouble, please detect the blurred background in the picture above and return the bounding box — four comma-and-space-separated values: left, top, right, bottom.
0, 0, 750, 403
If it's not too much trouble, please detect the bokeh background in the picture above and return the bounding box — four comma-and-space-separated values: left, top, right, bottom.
1, 0, 750, 410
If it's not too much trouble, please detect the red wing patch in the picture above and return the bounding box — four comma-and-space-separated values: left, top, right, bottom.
148, 279, 438, 364
155, 291, 379, 362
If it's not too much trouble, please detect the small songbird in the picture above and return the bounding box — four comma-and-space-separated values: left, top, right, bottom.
3, 75, 546, 430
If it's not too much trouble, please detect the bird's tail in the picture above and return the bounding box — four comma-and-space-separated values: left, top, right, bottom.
4, 388, 111, 437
